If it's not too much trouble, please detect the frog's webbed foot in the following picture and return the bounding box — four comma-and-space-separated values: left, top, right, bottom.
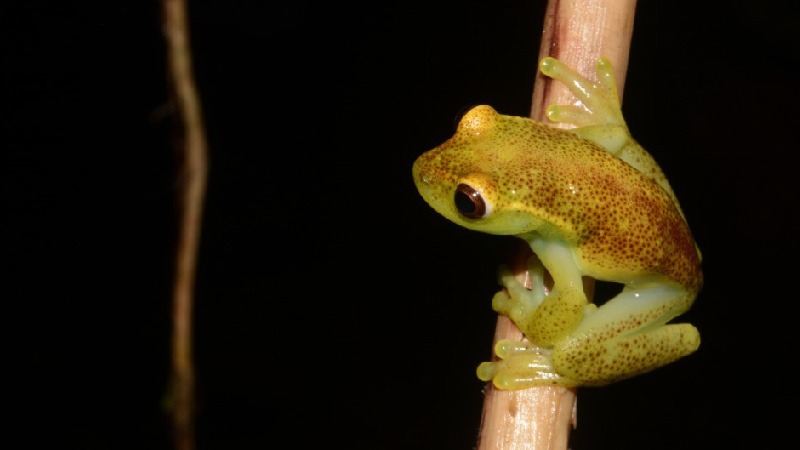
540, 56, 625, 128
540, 57, 632, 157
491, 255, 548, 326
477, 340, 576, 389
540, 56, 674, 193
480, 255, 578, 389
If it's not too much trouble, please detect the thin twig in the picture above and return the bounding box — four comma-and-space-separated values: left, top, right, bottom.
162, 1, 208, 449
476, 1, 636, 448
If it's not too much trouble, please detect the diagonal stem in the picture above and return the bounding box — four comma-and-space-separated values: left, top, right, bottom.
477, 1, 636, 448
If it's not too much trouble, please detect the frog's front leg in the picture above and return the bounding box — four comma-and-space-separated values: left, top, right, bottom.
478, 238, 591, 389
551, 283, 700, 386
478, 254, 569, 388
490, 253, 548, 326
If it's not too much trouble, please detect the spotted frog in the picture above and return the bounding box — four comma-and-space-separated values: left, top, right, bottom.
412, 57, 701, 388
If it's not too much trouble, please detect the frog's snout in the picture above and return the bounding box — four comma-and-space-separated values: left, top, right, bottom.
412, 152, 436, 186
413, 152, 447, 210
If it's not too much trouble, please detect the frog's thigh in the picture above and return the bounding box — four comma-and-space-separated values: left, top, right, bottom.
551, 284, 700, 385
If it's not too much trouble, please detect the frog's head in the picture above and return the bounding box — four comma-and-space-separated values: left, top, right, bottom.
413, 105, 551, 236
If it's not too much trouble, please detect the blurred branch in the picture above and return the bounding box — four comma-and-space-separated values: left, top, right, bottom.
162, 0, 207, 449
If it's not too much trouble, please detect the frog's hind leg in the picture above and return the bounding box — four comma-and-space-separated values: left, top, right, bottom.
541, 57, 635, 176
551, 283, 700, 386
540, 56, 626, 130
477, 253, 584, 389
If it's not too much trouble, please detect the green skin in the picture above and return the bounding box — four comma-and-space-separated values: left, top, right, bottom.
413, 57, 701, 388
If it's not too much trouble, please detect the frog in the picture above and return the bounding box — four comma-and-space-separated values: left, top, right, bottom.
412, 56, 702, 389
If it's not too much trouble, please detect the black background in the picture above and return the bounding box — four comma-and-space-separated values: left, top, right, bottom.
4, 1, 799, 449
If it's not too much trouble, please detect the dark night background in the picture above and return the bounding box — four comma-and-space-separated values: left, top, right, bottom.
4, 1, 799, 449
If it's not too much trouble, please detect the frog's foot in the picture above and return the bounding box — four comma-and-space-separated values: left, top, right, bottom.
540, 57, 661, 173
540, 56, 626, 129
491, 257, 548, 325
477, 340, 576, 389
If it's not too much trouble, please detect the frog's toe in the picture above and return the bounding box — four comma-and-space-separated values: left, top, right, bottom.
477, 340, 567, 389
539, 56, 567, 79
497, 266, 528, 294
494, 339, 544, 358
595, 57, 614, 83
477, 361, 545, 390
492, 287, 537, 323
493, 263, 546, 323
491, 289, 513, 316
546, 104, 593, 127
476, 361, 498, 383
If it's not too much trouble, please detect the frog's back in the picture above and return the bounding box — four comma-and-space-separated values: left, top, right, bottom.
571, 165, 703, 293
414, 107, 702, 292
509, 120, 702, 292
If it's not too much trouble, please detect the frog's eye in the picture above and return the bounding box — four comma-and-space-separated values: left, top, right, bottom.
455, 183, 491, 219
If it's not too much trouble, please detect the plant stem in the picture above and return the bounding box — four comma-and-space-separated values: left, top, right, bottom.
476, 1, 637, 448
162, 1, 207, 449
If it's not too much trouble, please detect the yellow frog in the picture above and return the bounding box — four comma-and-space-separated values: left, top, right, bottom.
413, 57, 701, 388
